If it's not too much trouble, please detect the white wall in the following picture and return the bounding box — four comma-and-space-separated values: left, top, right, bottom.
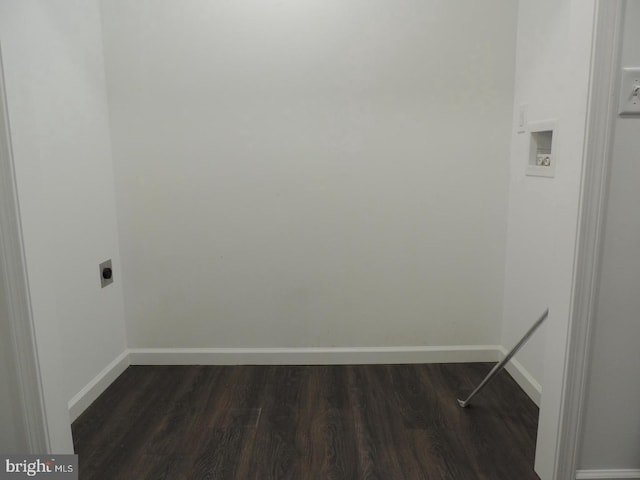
500, 0, 599, 478
0, 272, 27, 453
0, 0, 127, 451
578, 0, 640, 470
101, 0, 517, 350
0, 354, 25, 453
0, 35, 28, 454
501, 0, 572, 392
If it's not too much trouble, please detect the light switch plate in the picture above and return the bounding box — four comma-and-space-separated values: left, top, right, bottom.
517, 104, 528, 133
619, 68, 640, 115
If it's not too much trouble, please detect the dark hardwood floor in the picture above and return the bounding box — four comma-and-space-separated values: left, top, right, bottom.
72, 364, 540, 479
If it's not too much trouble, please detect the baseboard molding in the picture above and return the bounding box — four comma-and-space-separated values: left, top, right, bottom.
67, 350, 130, 422
499, 346, 542, 406
128, 345, 501, 366
68, 345, 541, 421
576, 469, 640, 480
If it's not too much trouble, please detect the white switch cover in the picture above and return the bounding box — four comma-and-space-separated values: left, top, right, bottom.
517, 104, 528, 133
619, 68, 640, 115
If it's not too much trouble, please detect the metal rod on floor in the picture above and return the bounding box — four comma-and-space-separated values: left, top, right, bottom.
457, 308, 549, 408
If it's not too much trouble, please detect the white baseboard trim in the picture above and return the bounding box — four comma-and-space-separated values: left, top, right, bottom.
499, 346, 542, 406
67, 350, 130, 422
68, 345, 542, 421
576, 469, 640, 480
128, 345, 501, 366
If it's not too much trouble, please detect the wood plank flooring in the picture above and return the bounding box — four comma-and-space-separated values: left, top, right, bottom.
72, 364, 540, 479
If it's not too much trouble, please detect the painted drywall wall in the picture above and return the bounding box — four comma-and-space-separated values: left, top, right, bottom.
578, 0, 640, 470
500, 0, 600, 478
0, 0, 127, 450
501, 0, 572, 393
0, 353, 25, 453
0, 41, 29, 453
101, 0, 517, 349
0, 270, 27, 453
